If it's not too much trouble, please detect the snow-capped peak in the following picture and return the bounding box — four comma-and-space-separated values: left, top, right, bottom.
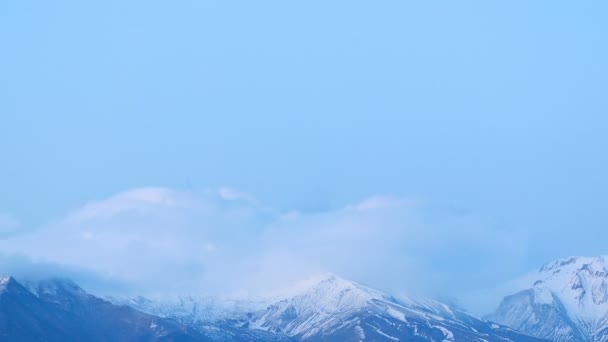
492, 255, 608, 342
273, 273, 390, 307
108, 272, 546, 342
0, 275, 13, 293
0, 275, 11, 286
532, 255, 608, 319
539, 255, 608, 274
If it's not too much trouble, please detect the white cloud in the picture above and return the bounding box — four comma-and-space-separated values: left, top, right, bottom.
347, 196, 416, 211
0, 213, 20, 236
217, 187, 257, 203
65, 187, 193, 223
0, 188, 528, 312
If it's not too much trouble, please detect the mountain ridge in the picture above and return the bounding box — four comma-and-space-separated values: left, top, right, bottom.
490, 255, 608, 341
0, 274, 210, 341
113, 273, 548, 341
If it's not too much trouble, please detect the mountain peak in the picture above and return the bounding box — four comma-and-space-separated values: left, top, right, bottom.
0, 275, 16, 293
539, 255, 608, 274
0, 275, 12, 285
290, 273, 383, 294
276, 273, 390, 311
246, 273, 547, 341
493, 255, 608, 341
0, 275, 29, 297
532, 255, 608, 311
110, 273, 547, 342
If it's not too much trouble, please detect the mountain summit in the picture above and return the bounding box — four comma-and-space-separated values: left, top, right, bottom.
0, 275, 208, 341
118, 273, 547, 341
490, 256, 608, 341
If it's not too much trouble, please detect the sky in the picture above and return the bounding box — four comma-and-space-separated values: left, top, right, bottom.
1, 1, 608, 314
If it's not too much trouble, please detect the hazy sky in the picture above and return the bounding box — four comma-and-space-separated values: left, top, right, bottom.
1, 1, 607, 314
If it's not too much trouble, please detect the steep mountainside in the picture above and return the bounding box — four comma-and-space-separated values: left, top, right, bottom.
490, 256, 608, 342
248, 275, 547, 341
118, 274, 547, 342
0, 275, 209, 341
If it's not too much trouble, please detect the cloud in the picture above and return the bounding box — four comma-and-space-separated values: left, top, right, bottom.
0, 252, 130, 293
0, 188, 528, 313
65, 187, 196, 223
0, 213, 20, 237
217, 187, 258, 204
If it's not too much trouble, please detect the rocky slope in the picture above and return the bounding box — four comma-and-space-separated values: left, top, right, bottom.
118, 274, 547, 341
0, 275, 209, 341
490, 256, 608, 342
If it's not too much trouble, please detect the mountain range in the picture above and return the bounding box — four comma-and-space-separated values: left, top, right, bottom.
111, 274, 546, 341
0, 275, 207, 341
2, 255, 608, 341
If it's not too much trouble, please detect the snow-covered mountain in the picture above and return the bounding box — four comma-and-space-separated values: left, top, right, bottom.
116, 274, 547, 341
490, 256, 608, 342
0, 275, 209, 341
109, 294, 290, 341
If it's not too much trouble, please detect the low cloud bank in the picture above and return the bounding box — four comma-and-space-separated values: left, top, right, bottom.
0, 187, 528, 314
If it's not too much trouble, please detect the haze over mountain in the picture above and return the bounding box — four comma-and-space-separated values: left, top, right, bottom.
4, 257, 605, 341
0, 275, 207, 341
0, 187, 528, 315
238, 274, 544, 341
2, 0, 608, 340
2, 273, 549, 341
2, 0, 608, 313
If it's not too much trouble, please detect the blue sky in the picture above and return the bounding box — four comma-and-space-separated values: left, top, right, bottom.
1, 1, 608, 312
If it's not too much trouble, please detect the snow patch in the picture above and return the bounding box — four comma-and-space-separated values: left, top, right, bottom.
386, 307, 407, 322
376, 328, 399, 341
434, 325, 455, 341
532, 285, 554, 305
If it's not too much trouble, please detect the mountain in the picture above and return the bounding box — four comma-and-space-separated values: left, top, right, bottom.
110, 295, 295, 341
489, 256, 608, 342
117, 274, 547, 341
0, 275, 209, 341
247, 275, 547, 341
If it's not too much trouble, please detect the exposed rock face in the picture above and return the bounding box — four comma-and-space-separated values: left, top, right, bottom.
490, 256, 608, 342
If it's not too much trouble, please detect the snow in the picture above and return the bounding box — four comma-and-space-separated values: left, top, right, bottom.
109, 273, 538, 342
534, 256, 608, 321
532, 285, 553, 305
110, 293, 272, 323
0, 276, 12, 294
375, 328, 399, 341
496, 255, 608, 341
386, 307, 408, 322
434, 325, 454, 341
354, 324, 365, 341
249, 274, 386, 338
